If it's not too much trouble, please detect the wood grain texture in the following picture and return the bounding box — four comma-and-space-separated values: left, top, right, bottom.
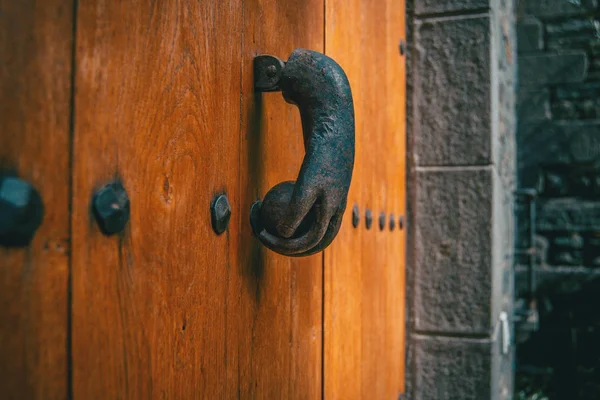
72, 0, 324, 398
323, 0, 364, 397
239, 0, 324, 397
324, 0, 407, 398
72, 1, 243, 398
0, 1, 72, 399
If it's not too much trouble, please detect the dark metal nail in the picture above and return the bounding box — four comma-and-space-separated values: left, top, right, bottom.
398, 214, 405, 230
92, 181, 130, 236
379, 212, 386, 231
365, 209, 373, 230
265, 64, 277, 78
399, 40, 406, 55
352, 205, 359, 228
0, 176, 44, 247
211, 194, 231, 235
389, 213, 396, 231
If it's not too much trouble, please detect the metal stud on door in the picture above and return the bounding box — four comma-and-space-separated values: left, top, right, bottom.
0, 176, 44, 247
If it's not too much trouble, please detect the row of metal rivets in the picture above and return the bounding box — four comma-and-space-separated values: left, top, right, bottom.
351, 205, 404, 231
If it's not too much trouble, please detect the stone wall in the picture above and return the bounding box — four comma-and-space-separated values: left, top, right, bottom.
405, 0, 517, 398
515, 0, 600, 398
517, 0, 600, 266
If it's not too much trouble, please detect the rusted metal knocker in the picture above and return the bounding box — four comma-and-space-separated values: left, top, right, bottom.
250, 48, 355, 257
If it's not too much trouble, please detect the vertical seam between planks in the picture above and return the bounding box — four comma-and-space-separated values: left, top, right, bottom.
237, 0, 245, 398
321, 3, 327, 399
67, 0, 80, 399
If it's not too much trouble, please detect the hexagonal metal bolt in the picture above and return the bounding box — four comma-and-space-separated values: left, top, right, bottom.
365, 209, 373, 230
379, 212, 386, 231
211, 194, 231, 235
92, 181, 130, 235
352, 205, 360, 228
398, 40, 406, 56
0, 176, 44, 247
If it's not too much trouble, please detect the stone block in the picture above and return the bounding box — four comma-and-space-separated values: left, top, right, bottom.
537, 199, 600, 232
522, 0, 598, 18
555, 82, 600, 101
415, 0, 489, 15
415, 17, 492, 166
547, 18, 598, 36
552, 82, 600, 120
517, 120, 566, 188
519, 51, 588, 86
517, 121, 600, 188
412, 335, 495, 400
517, 89, 550, 121
546, 18, 599, 50
565, 124, 600, 162
590, 47, 600, 79
414, 168, 493, 333
517, 18, 543, 53
515, 265, 600, 298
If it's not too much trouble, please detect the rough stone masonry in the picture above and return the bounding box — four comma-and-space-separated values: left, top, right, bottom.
405, 0, 516, 398
515, 0, 600, 398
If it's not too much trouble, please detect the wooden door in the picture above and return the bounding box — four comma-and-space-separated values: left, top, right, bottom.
325, 1, 406, 398
0, 1, 73, 399
1, 1, 405, 398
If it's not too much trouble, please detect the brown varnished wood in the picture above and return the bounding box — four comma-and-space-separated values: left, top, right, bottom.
72, 0, 324, 398
72, 2, 243, 398
239, 0, 324, 398
0, 0, 405, 396
323, 0, 364, 397
325, 0, 406, 398
0, 1, 72, 399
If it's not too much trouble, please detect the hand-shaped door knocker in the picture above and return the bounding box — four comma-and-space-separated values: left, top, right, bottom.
250, 49, 355, 257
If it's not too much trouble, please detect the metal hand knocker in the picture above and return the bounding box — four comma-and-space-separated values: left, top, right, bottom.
250, 49, 355, 257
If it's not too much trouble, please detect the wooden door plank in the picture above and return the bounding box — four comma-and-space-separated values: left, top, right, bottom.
357, 1, 406, 396
239, 0, 324, 398
323, 0, 364, 397
325, 0, 406, 398
0, 1, 73, 399
72, 2, 243, 398
72, 1, 325, 398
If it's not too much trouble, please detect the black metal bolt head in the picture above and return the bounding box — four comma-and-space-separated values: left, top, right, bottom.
389, 213, 396, 231
399, 40, 406, 55
92, 181, 130, 235
352, 205, 359, 228
398, 214, 405, 230
379, 212, 386, 231
0, 176, 44, 247
365, 209, 373, 230
211, 194, 231, 235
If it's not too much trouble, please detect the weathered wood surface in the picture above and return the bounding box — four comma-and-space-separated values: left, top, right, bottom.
324, 0, 407, 398
0, 1, 73, 398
